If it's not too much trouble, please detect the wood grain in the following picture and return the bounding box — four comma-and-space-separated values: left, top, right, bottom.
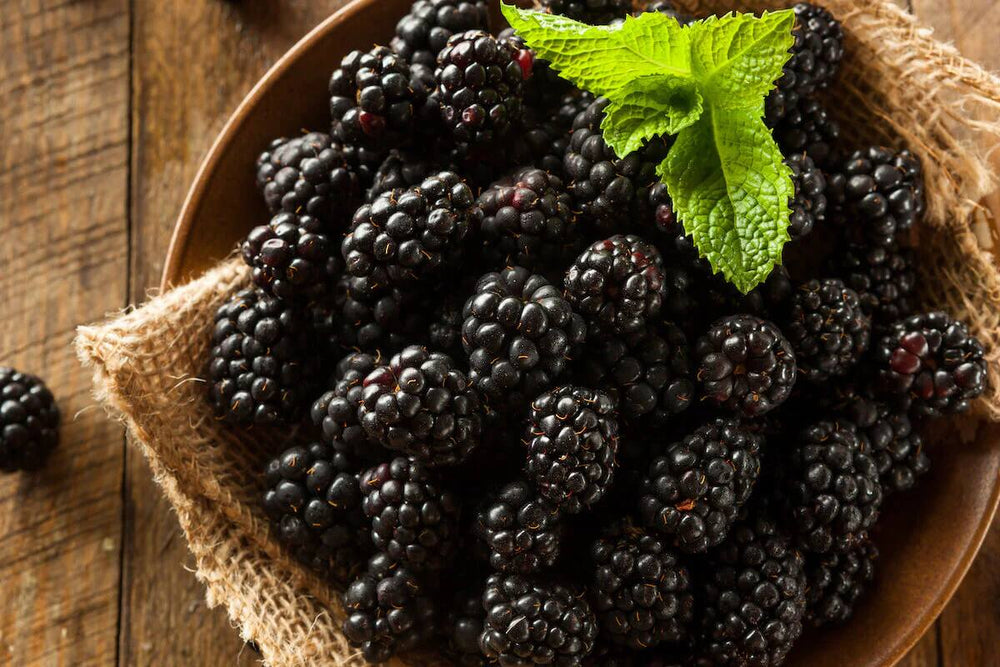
0, 0, 130, 665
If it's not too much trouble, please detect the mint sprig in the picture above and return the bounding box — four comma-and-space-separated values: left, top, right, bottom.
501, 4, 795, 293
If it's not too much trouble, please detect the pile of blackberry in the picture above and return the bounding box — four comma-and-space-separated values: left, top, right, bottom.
204, 1, 991, 663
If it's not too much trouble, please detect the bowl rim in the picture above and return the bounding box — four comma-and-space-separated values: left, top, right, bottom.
160, 2, 1000, 664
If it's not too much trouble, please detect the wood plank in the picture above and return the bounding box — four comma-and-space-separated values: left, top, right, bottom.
124, 2, 351, 664
0, 0, 130, 665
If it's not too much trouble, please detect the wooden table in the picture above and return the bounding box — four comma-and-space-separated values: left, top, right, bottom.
0, 1, 997, 665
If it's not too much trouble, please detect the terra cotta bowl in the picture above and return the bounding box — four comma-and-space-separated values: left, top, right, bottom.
161, 0, 1000, 665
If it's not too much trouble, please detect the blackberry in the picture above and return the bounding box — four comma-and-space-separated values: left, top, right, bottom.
0, 368, 59, 473
445, 590, 488, 666
786, 152, 827, 240
771, 97, 841, 170
541, 0, 632, 24
695, 315, 797, 418
697, 516, 807, 667
206, 288, 321, 426
834, 241, 916, 330
783, 278, 871, 382
241, 212, 341, 302
498, 28, 573, 113
638, 418, 763, 553
435, 30, 528, 152
780, 419, 882, 554
254, 132, 362, 220
524, 386, 620, 513
366, 150, 441, 202
577, 320, 693, 423
805, 535, 878, 626
311, 352, 389, 461
829, 146, 925, 246
462, 267, 586, 407
864, 406, 929, 495
873, 312, 988, 417
329, 46, 424, 150
262, 442, 369, 580
474, 480, 563, 573
359, 345, 483, 466
767, 3, 844, 122
428, 298, 466, 357
480, 573, 598, 664
564, 98, 670, 234
590, 523, 694, 650
342, 552, 437, 662
478, 167, 581, 272
343, 171, 480, 287
332, 274, 425, 352
360, 457, 461, 571
390, 0, 490, 67
564, 235, 667, 336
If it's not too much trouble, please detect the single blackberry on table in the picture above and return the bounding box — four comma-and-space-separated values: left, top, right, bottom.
779, 419, 883, 554
564, 235, 667, 336
262, 442, 369, 580
696, 515, 807, 667
343, 171, 481, 287
783, 278, 871, 382
329, 46, 425, 150
873, 311, 988, 417
564, 98, 670, 234
805, 534, 878, 626
590, 522, 694, 650
638, 418, 763, 553
478, 167, 581, 272
695, 315, 797, 418
206, 288, 322, 426
541, 0, 632, 24
786, 152, 828, 240
360, 456, 461, 571
358, 345, 483, 466
241, 212, 341, 302
524, 385, 620, 513
342, 552, 437, 663
390, 0, 490, 67
833, 241, 916, 330
480, 573, 598, 665
462, 266, 586, 407
366, 150, 442, 202
311, 352, 389, 462
0, 367, 59, 473
767, 3, 844, 122
771, 97, 841, 170
434, 30, 528, 153
577, 320, 693, 424
254, 132, 362, 221
474, 479, 563, 573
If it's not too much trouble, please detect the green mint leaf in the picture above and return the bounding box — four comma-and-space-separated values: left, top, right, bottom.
660, 107, 793, 294
601, 74, 703, 156
688, 11, 795, 109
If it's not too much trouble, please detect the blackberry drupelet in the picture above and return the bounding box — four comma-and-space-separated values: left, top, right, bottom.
262, 442, 369, 580
329, 46, 424, 150
358, 345, 483, 466
590, 523, 694, 650
480, 573, 598, 664
577, 320, 693, 423
206, 288, 321, 426
360, 456, 461, 571
254, 132, 362, 220
541, 0, 632, 24
478, 167, 581, 272
564, 235, 667, 336
805, 535, 878, 626
462, 266, 586, 407
767, 3, 844, 122
786, 152, 827, 240
241, 212, 341, 302
873, 311, 988, 417
343, 552, 437, 662
524, 385, 620, 513
771, 97, 841, 170
834, 241, 916, 330
343, 171, 481, 287
311, 352, 389, 461
697, 516, 807, 667
434, 30, 527, 152
367, 150, 441, 202
783, 278, 871, 382
638, 418, 763, 553
695, 315, 797, 418
564, 98, 670, 234
780, 419, 883, 554
0, 367, 59, 473
474, 479, 563, 573
390, 0, 489, 67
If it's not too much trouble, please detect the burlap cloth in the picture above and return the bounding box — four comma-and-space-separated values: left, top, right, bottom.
75, 1, 1000, 665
